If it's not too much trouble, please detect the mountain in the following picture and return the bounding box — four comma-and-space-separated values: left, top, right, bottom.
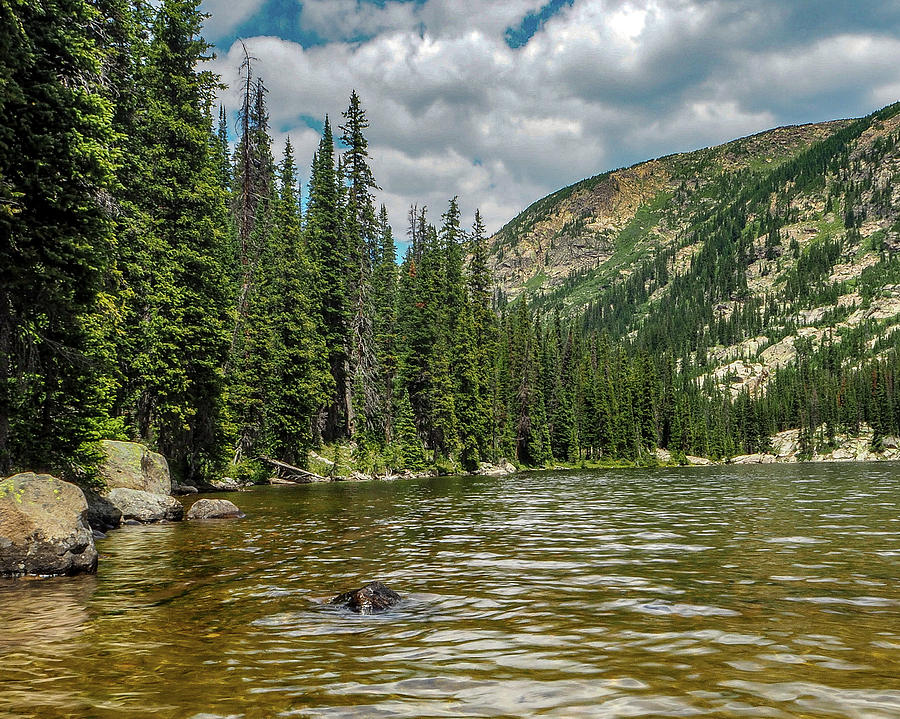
490, 120, 849, 296
489, 102, 900, 402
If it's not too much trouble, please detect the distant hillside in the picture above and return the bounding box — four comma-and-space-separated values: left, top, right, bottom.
490, 103, 900, 401
490, 120, 851, 297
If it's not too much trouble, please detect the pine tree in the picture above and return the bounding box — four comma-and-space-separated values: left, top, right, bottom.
467, 210, 498, 459
393, 388, 425, 470
215, 105, 232, 192
306, 118, 349, 441
340, 91, 380, 437
229, 70, 275, 366
372, 204, 398, 439
132, 0, 233, 481
0, 0, 117, 477
233, 47, 273, 266
440, 197, 466, 328
263, 139, 332, 463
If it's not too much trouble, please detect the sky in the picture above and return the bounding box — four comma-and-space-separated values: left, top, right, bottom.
201, 0, 900, 237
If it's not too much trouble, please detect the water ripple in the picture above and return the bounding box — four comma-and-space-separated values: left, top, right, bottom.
1, 463, 899, 718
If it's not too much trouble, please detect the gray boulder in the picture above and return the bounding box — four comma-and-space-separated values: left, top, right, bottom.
185, 498, 245, 520
207, 476, 243, 491
106, 488, 183, 523
99, 440, 171, 495
172, 483, 198, 495
84, 490, 122, 532
0, 473, 98, 577
331, 581, 401, 614
475, 459, 517, 476
731, 453, 777, 464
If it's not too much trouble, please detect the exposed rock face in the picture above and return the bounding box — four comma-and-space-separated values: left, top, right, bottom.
84, 490, 123, 532
99, 440, 171, 495
0, 473, 98, 577
331, 581, 401, 614
489, 121, 850, 299
106, 488, 183, 524
475, 460, 517, 476
185, 498, 244, 520
731, 453, 778, 464
735, 424, 899, 464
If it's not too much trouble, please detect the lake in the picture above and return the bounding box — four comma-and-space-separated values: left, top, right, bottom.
1, 464, 899, 718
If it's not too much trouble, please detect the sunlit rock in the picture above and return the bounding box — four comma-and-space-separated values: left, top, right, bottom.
0, 473, 97, 577
99, 440, 171, 495
731, 453, 777, 464
106, 488, 183, 524
475, 459, 517, 476
185, 498, 244, 520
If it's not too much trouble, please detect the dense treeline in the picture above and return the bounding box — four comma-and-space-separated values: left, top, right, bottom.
3, 1, 900, 485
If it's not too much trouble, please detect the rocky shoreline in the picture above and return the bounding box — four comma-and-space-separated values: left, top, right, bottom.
3, 432, 895, 578
655, 424, 900, 466
0, 440, 245, 578
204, 457, 519, 491
0, 441, 519, 578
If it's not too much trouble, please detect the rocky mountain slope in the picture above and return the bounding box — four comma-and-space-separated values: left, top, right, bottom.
490, 103, 900, 402
490, 120, 850, 296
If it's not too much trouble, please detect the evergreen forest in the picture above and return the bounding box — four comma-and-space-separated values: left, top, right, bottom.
4, 0, 900, 488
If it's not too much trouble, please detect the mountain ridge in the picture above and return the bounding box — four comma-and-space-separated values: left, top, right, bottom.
488, 102, 900, 404
490, 117, 855, 299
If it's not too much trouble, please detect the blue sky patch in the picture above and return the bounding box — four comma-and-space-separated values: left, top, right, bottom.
505, 0, 574, 49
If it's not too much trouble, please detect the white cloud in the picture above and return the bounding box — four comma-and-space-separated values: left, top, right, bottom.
729, 34, 900, 107
209, 0, 900, 235
200, 0, 266, 39
299, 0, 420, 42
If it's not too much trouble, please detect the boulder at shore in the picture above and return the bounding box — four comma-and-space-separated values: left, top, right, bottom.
186, 498, 244, 520
106, 488, 183, 524
84, 490, 123, 532
0, 473, 98, 577
475, 459, 517, 477
331, 581, 401, 614
99, 440, 171, 495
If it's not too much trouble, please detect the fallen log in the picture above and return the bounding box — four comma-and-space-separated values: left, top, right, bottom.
257, 456, 330, 483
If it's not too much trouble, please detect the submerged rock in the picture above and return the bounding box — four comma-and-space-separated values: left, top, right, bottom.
186, 498, 244, 520
331, 581, 401, 614
172, 483, 198, 495
0, 473, 98, 577
99, 440, 171, 495
106, 488, 184, 524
